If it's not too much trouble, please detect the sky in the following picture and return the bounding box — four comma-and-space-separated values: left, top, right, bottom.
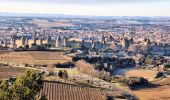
0, 0, 170, 16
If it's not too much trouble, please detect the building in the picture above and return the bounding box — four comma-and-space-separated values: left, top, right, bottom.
121, 36, 133, 49
55, 35, 63, 48
140, 38, 170, 56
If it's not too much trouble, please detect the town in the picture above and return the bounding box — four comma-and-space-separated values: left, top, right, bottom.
0, 14, 170, 100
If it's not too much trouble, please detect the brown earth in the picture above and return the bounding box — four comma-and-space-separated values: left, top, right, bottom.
0, 65, 28, 80
124, 69, 158, 81
32, 19, 75, 27
0, 51, 71, 65
132, 77, 170, 100
125, 69, 170, 100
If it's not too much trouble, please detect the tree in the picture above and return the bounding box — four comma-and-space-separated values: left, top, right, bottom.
58, 70, 68, 83
18, 46, 24, 51
75, 60, 106, 78
24, 45, 29, 50
73, 43, 82, 49
58, 70, 63, 78
31, 43, 36, 47
12, 70, 44, 100
0, 70, 45, 100
75, 60, 96, 75
0, 80, 12, 100
62, 70, 68, 83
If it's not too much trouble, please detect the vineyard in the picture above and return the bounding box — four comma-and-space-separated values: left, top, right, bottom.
0, 65, 27, 80
37, 81, 105, 100
0, 51, 71, 65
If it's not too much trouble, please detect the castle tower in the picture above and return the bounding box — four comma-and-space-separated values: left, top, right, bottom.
0, 39, 2, 46
4, 39, 7, 49
47, 35, 51, 45
21, 36, 25, 45
33, 36, 36, 44
91, 40, 95, 49
10, 37, 16, 48
129, 37, 133, 46
102, 34, 105, 42
40, 37, 43, 46
122, 37, 129, 49
25, 37, 29, 45
63, 37, 67, 47
109, 35, 113, 41
141, 38, 152, 53
144, 38, 151, 46
101, 34, 107, 44
55, 35, 62, 48
103, 38, 107, 44
33, 32, 37, 44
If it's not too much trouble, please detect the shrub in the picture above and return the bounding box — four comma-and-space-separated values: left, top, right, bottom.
48, 71, 55, 76
155, 72, 166, 78
58, 70, 63, 78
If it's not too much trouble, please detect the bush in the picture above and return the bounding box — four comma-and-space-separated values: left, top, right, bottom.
118, 77, 148, 87
55, 62, 74, 68
58, 70, 68, 79
48, 71, 55, 76
58, 70, 63, 78
155, 72, 166, 78
164, 64, 170, 68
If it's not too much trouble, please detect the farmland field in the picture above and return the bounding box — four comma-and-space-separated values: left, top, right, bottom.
124, 69, 158, 81
0, 51, 71, 65
132, 77, 170, 100
32, 19, 75, 28
0, 65, 28, 80
123, 69, 170, 100
37, 81, 105, 100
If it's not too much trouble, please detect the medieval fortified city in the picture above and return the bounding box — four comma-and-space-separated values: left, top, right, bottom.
0, 0, 170, 100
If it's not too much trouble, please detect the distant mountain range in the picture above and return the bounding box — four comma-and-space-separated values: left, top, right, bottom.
0, 12, 169, 19
0, 12, 69, 17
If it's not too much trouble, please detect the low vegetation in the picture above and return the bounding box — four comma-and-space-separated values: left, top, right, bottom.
75, 60, 111, 81
113, 76, 149, 89
73, 56, 135, 73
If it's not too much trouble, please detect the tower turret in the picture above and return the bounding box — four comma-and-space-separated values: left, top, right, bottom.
55, 35, 62, 48
47, 35, 51, 45
10, 36, 16, 48
21, 36, 25, 45
63, 37, 67, 47
121, 37, 129, 49
25, 37, 29, 45
40, 37, 43, 45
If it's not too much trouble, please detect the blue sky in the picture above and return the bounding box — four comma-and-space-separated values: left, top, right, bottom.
0, 0, 170, 16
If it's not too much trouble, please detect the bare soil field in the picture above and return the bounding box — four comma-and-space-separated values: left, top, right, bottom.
37, 81, 105, 100
32, 19, 75, 27
0, 51, 71, 65
124, 69, 170, 100
124, 69, 158, 81
0, 65, 27, 80
132, 77, 170, 100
